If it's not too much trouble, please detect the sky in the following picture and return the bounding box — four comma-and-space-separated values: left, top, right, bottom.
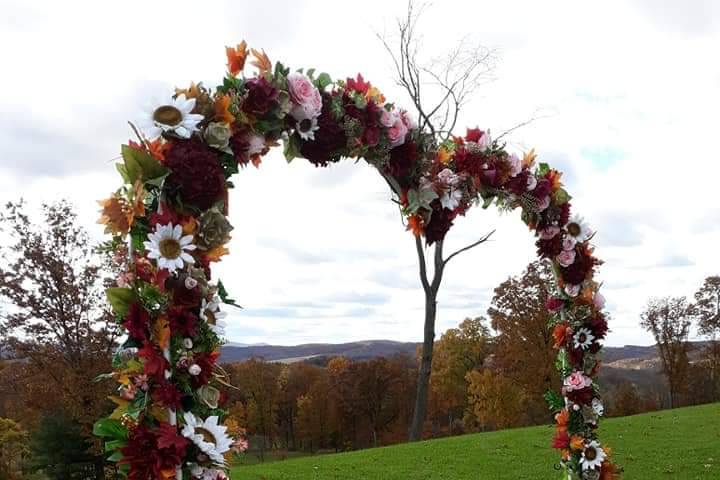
1, 0, 719, 347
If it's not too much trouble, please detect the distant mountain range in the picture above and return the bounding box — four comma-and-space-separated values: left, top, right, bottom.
219, 339, 710, 366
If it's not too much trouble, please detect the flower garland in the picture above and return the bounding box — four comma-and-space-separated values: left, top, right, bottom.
94, 40, 618, 479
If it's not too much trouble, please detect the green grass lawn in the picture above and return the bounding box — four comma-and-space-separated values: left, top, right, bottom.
231, 402, 719, 479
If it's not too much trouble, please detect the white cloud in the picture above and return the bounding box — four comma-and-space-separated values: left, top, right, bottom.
1, 0, 718, 347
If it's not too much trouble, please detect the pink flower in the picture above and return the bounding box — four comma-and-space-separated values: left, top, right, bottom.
399, 109, 417, 130
527, 175, 538, 191
386, 115, 408, 148
380, 109, 397, 128
536, 196, 551, 211
594, 291, 606, 310
539, 226, 561, 240
508, 153, 522, 177
562, 236, 577, 251
437, 168, 459, 187
557, 249, 576, 267
232, 437, 249, 453
563, 371, 592, 392
546, 297, 564, 312
287, 72, 322, 121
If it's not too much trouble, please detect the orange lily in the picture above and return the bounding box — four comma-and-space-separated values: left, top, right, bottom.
250, 48, 272, 75
214, 94, 235, 125
406, 215, 424, 237
226, 41, 248, 76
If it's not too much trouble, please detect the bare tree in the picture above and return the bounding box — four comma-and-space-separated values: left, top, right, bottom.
640, 296, 693, 408
378, 2, 497, 441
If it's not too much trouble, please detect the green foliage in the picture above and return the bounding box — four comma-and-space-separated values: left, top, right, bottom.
544, 390, 565, 412
28, 415, 93, 480
232, 403, 720, 480
105, 287, 136, 318
120, 144, 169, 186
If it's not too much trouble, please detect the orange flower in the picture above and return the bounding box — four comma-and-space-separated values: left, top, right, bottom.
175, 81, 201, 100
570, 435, 585, 451
437, 146, 453, 165
204, 245, 230, 263
552, 322, 571, 349
250, 48, 272, 75
600, 461, 620, 480
98, 196, 132, 235
181, 217, 197, 235
555, 408, 569, 431
523, 148, 537, 168
366, 85, 385, 104
547, 169, 563, 190
226, 41, 248, 76
152, 315, 170, 350
406, 215, 424, 237
214, 94, 235, 125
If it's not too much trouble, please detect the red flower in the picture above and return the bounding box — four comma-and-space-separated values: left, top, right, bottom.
465, 127, 485, 143
148, 202, 180, 228
566, 386, 594, 405
168, 307, 198, 337
191, 350, 220, 387
164, 138, 226, 210
560, 248, 596, 285
152, 380, 184, 409
242, 76, 278, 116
589, 313, 609, 340
425, 202, 455, 245
386, 138, 418, 187
120, 423, 187, 480
346, 73, 370, 94
536, 235, 563, 258
138, 343, 169, 381
123, 303, 150, 342
552, 430, 570, 449
546, 297, 565, 312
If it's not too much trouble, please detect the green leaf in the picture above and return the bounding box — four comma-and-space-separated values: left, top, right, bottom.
93, 418, 128, 440
107, 450, 125, 462
217, 279, 242, 309
537, 162, 551, 176
406, 188, 438, 214
553, 188, 571, 205
121, 144, 169, 185
481, 195, 495, 209
283, 134, 302, 163
316, 72, 333, 91
544, 390, 565, 412
106, 287, 137, 318
115, 163, 130, 183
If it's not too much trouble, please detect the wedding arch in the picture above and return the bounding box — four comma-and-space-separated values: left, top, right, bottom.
94, 42, 618, 479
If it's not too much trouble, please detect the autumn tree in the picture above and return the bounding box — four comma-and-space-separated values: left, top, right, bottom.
380, 2, 497, 441
0, 201, 120, 441
694, 275, 720, 401
487, 261, 561, 422
640, 296, 693, 408
466, 368, 527, 430
428, 317, 490, 434
276, 362, 323, 450
0, 417, 29, 480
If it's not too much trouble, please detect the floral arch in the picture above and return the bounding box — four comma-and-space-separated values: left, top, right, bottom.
94, 42, 618, 479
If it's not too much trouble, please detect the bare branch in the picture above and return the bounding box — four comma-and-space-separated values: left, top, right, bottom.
494, 108, 553, 143
415, 235, 431, 292
443, 230, 496, 267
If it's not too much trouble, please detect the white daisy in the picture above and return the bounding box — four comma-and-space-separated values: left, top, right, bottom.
201, 296, 228, 337
296, 117, 319, 141
592, 398, 604, 417
580, 440, 607, 471
140, 94, 204, 139
181, 413, 234, 465
573, 327, 595, 350
565, 214, 592, 243
144, 223, 196, 273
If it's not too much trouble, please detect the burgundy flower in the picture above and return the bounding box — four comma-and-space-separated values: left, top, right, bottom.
190, 351, 219, 387
589, 313, 609, 340
385, 137, 418, 186
346, 73, 370, 95
546, 297, 565, 312
425, 202, 455, 245
152, 380, 184, 409
242, 76, 278, 116
168, 306, 198, 337
560, 249, 596, 285
148, 202, 180, 227
120, 423, 187, 480
167, 276, 202, 309
504, 170, 530, 195
164, 138, 225, 210
566, 386, 594, 405
536, 235, 563, 258
465, 127, 485, 143
300, 93, 346, 166
533, 178, 552, 199
123, 303, 150, 342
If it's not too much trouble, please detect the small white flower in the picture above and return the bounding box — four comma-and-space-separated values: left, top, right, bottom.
566, 214, 592, 243
440, 189, 463, 210
573, 403, 581, 411
508, 153, 522, 177
580, 440, 607, 471
144, 223, 196, 273
573, 327, 595, 350
183, 338, 194, 349
247, 133, 266, 156
185, 276, 199, 289
201, 297, 228, 337
139, 94, 204, 139
592, 398, 604, 417
296, 117, 319, 140
188, 364, 202, 376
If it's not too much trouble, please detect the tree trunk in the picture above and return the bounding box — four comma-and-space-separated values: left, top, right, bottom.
409, 288, 438, 441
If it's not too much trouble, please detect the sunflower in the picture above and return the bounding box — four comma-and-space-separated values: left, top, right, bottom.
140, 94, 204, 139
181, 413, 234, 465
581, 440, 607, 471
144, 223, 196, 273
565, 214, 592, 243
573, 327, 595, 350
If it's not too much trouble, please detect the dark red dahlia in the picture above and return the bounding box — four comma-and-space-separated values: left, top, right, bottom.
137, 343, 169, 381
504, 170, 530, 195
425, 202, 455, 245
168, 276, 202, 309
168, 306, 199, 337
190, 351, 219, 387
566, 386, 594, 405
123, 303, 150, 342
551, 430, 570, 449
589, 312, 609, 340
560, 249, 596, 285
546, 296, 565, 312
164, 138, 225, 210
120, 423, 187, 480
536, 235, 563, 258
148, 202, 180, 227
385, 137, 418, 186
300, 93, 346, 166
151, 380, 184, 409
532, 178, 552, 199
242, 76, 279, 116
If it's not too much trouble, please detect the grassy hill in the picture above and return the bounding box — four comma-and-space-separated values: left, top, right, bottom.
231, 402, 719, 479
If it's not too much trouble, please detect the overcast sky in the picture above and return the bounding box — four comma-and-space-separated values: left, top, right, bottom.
1, 0, 719, 347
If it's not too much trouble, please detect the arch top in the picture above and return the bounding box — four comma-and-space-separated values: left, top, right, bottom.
96, 41, 619, 479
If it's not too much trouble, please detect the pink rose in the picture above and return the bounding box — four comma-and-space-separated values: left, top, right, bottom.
287, 72, 322, 121
557, 249, 576, 267
539, 226, 560, 240
565, 284, 581, 297
536, 195, 550, 211
594, 291, 606, 310
399, 109, 417, 130
386, 116, 408, 148
508, 153, 522, 177
380, 109, 397, 128
563, 371, 592, 392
